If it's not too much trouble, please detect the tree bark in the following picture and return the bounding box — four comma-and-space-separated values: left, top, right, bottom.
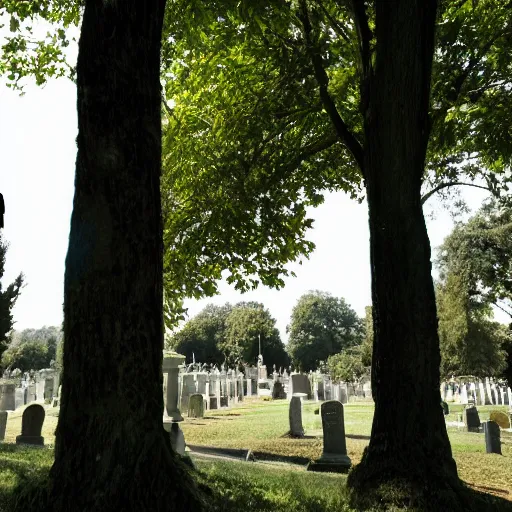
347, 1, 469, 509
48, 2, 204, 511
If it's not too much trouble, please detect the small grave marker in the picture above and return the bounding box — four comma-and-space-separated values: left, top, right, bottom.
188, 393, 204, 418
16, 404, 45, 446
463, 405, 480, 433
289, 396, 304, 437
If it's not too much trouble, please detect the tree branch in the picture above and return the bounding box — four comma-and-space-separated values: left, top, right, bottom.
350, 0, 372, 75
298, 0, 365, 173
313, 0, 351, 43
421, 181, 492, 205
492, 301, 512, 320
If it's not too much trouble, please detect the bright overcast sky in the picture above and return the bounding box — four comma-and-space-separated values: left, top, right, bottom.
0, 38, 506, 343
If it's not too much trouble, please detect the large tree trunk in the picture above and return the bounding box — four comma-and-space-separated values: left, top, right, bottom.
48, 2, 204, 511
347, 2, 468, 509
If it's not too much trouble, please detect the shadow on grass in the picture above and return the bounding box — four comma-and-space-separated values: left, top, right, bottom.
346, 434, 371, 441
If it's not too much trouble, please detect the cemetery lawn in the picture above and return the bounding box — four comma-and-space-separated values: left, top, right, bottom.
0, 400, 511, 511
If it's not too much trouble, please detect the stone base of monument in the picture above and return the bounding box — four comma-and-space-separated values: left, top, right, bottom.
307, 454, 351, 474
16, 435, 44, 446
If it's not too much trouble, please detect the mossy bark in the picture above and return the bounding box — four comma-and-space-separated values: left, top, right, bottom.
47, 2, 205, 511
348, 2, 466, 509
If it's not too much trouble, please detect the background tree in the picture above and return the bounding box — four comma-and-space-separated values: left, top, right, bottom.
437, 200, 512, 319
1, 325, 62, 371
436, 274, 508, 379
0, 234, 24, 361
287, 291, 363, 372
222, 301, 289, 369
1, 340, 51, 372
166, 303, 230, 365
327, 347, 367, 388
435, 202, 512, 382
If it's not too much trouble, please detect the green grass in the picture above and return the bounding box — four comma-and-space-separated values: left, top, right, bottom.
0, 399, 511, 511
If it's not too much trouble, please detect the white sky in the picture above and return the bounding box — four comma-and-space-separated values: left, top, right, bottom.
0, 50, 506, 343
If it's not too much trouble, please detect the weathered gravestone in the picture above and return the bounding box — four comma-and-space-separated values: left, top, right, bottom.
483, 421, 501, 455
16, 404, 45, 446
289, 396, 304, 437
463, 405, 480, 433
0, 384, 16, 411
308, 400, 351, 473
14, 388, 25, 409
291, 374, 310, 397
0, 411, 7, 441
489, 410, 510, 429
188, 393, 205, 418
272, 381, 286, 400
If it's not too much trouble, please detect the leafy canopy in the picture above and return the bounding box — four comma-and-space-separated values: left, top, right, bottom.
436, 273, 508, 379
287, 290, 364, 372
160, 0, 512, 323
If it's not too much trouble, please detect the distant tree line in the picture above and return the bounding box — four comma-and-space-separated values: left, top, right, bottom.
1, 325, 63, 373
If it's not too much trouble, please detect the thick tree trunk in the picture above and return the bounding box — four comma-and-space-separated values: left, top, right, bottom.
347, 2, 469, 510
48, 2, 204, 511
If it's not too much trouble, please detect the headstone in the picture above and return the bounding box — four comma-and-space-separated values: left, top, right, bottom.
14, 388, 25, 409
0, 384, 16, 411
44, 378, 54, 400
289, 396, 304, 437
188, 393, 204, 418
485, 379, 493, 405
36, 380, 45, 401
339, 385, 348, 404
478, 382, 486, 406
0, 411, 7, 441
441, 401, 449, 416
460, 385, 468, 405
308, 400, 351, 473
483, 421, 501, 455
272, 381, 286, 399
163, 353, 185, 422
489, 410, 510, 429
291, 374, 310, 397
502, 387, 509, 406
196, 373, 207, 395
169, 423, 186, 456
507, 387, 512, 407
181, 374, 196, 410
463, 405, 480, 433
27, 383, 36, 404
16, 404, 45, 446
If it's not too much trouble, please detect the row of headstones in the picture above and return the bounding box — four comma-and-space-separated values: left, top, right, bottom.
178, 370, 245, 412
0, 404, 46, 446
441, 379, 511, 406
0, 371, 60, 411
